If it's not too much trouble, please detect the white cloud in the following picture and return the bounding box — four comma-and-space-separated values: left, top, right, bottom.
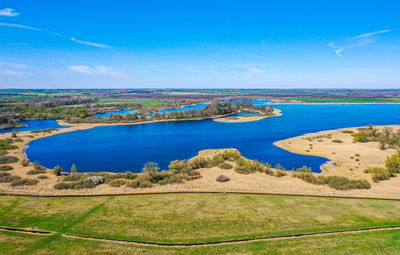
68, 65, 127, 77
0, 61, 33, 69
0, 22, 41, 31
346, 30, 391, 40
0, 22, 112, 48
0, 8, 19, 17
248, 67, 265, 74
1, 70, 24, 76
71, 37, 111, 48
329, 29, 391, 58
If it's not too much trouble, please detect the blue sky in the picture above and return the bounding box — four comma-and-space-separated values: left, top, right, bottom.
0, 0, 399, 89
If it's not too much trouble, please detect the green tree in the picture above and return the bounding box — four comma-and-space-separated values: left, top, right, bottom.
71, 164, 77, 175
168, 160, 185, 174
142, 162, 160, 173
385, 154, 400, 174
53, 165, 63, 176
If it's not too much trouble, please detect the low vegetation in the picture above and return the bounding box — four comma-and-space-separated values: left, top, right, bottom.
353, 124, 400, 151
0, 165, 13, 171
293, 166, 371, 190
0, 156, 18, 164
364, 154, 400, 182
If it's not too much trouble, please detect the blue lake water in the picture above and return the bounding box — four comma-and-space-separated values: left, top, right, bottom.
0, 120, 66, 134
230, 100, 273, 106
149, 103, 209, 116
94, 109, 136, 118
26, 104, 400, 173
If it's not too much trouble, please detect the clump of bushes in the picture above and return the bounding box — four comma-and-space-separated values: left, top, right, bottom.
385, 154, 400, 173
292, 166, 370, 190
0, 139, 18, 151
218, 162, 233, 169
332, 139, 343, 143
0, 156, 18, 164
342, 130, 354, 134
38, 175, 48, 179
275, 169, 287, 177
364, 167, 392, 182
108, 179, 126, 187
10, 178, 39, 186
0, 165, 13, 171
27, 169, 46, 175
0, 173, 21, 183
53, 165, 63, 176
21, 158, 30, 167
362, 154, 400, 182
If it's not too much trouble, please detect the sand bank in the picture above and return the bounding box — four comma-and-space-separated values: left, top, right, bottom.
214, 109, 281, 123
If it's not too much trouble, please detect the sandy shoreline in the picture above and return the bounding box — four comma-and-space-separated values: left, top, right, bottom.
2, 119, 400, 199
214, 109, 282, 123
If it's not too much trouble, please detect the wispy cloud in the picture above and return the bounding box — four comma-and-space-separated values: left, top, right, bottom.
1, 70, 29, 76
233, 63, 277, 74
0, 22, 112, 48
68, 65, 127, 77
329, 29, 391, 58
0, 8, 19, 17
0, 61, 34, 69
70, 37, 111, 48
346, 30, 391, 40
0, 22, 41, 31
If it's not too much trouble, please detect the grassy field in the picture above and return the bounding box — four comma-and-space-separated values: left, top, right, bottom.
96, 98, 167, 106
1, 193, 400, 246
1, 222, 400, 254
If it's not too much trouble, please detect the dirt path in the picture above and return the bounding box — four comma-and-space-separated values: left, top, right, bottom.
2, 224, 400, 247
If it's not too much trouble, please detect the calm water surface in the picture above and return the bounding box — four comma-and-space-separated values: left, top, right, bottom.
0, 120, 66, 134
94, 109, 136, 118
26, 104, 400, 173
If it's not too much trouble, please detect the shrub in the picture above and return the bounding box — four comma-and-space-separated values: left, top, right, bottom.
342, 130, 354, 134
14, 138, 23, 142
63, 174, 85, 182
364, 167, 392, 182
0, 165, 13, 171
234, 158, 253, 174
108, 179, 126, 187
54, 182, 75, 190
21, 158, 29, 167
27, 169, 46, 175
218, 162, 233, 169
38, 175, 48, 179
125, 172, 138, 180
0, 172, 21, 183
53, 165, 63, 176
83, 176, 104, 185
126, 180, 140, 188
11, 131, 17, 138
275, 170, 287, 177
71, 164, 78, 174
0, 156, 18, 164
332, 139, 343, 143
10, 178, 39, 186
189, 157, 209, 169
385, 154, 400, 174
325, 176, 370, 190
33, 161, 44, 170
142, 162, 160, 173
158, 174, 184, 185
